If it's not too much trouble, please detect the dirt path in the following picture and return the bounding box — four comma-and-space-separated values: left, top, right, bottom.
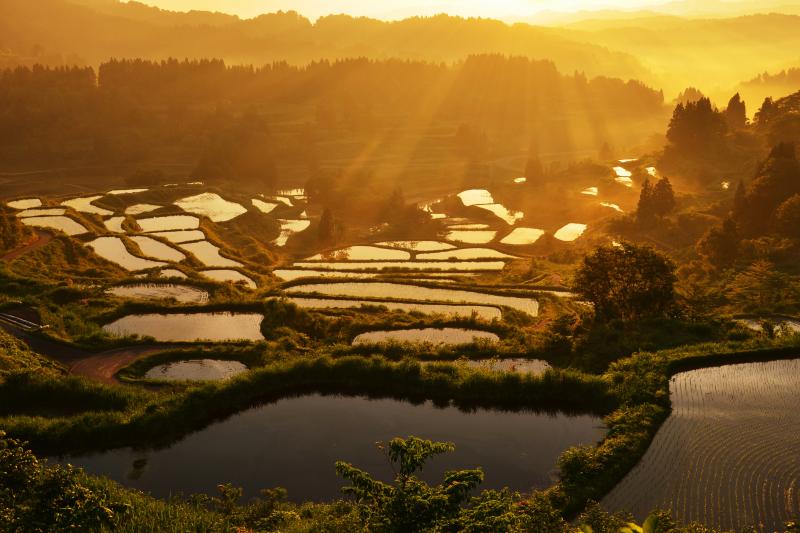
1, 230, 52, 261
69, 346, 168, 385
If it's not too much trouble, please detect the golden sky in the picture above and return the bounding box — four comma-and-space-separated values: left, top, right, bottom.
131, 0, 675, 21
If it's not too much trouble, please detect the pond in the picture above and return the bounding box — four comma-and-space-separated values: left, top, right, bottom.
202, 269, 257, 289
458, 189, 494, 206
353, 328, 499, 345
17, 208, 67, 218
107, 284, 209, 304
553, 223, 587, 242
416, 248, 516, 260
61, 195, 113, 216
22, 216, 88, 236
137, 215, 200, 233
7, 198, 42, 209
144, 359, 247, 382
130, 236, 186, 262
252, 199, 279, 214
58, 394, 603, 501
104, 216, 125, 233
150, 230, 206, 243
500, 228, 545, 245
103, 312, 264, 342
174, 193, 247, 222
286, 282, 538, 316
87, 237, 166, 271
306, 245, 411, 261
375, 241, 455, 252
179, 241, 242, 268
291, 261, 506, 272
285, 297, 502, 320
428, 358, 551, 374
275, 219, 311, 246
445, 230, 497, 244
475, 204, 524, 225
125, 204, 161, 215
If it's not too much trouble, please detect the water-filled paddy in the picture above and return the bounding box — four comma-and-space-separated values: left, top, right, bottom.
137, 215, 200, 232
458, 189, 494, 206
500, 228, 545, 245
103, 312, 264, 342
59, 394, 603, 501
286, 282, 538, 316
285, 297, 502, 320
251, 199, 279, 214
275, 220, 311, 246
375, 241, 455, 251
602, 359, 800, 532
87, 237, 166, 271
61, 195, 113, 216
307, 246, 411, 261
125, 204, 161, 215
158, 269, 188, 279
130, 236, 186, 262
144, 359, 247, 381
445, 230, 497, 244
416, 248, 516, 260
7, 198, 42, 209
429, 358, 551, 374
22, 216, 88, 236
17, 208, 67, 218
475, 204, 523, 225
291, 261, 506, 272
274, 269, 380, 281
353, 328, 499, 345
107, 284, 209, 304
202, 269, 256, 289
174, 193, 247, 222
179, 241, 242, 267
150, 230, 205, 243
553, 223, 587, 242
448, 224, 490, 230
104, 216, 125, 233
108, 188, 148, 195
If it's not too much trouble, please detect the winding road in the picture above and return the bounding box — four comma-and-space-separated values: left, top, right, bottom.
1, 229, 52, 261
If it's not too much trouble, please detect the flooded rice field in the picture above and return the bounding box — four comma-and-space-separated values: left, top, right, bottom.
125, 204, 161, 215
16, 208, 67, 218
285, 297, 502, 320
7, 198, 42, 209
201, 269, 257, 289
150, 230, 205, 243
21, 216, 88, 236
291, 261, 507, 272
500, 228, 545, 245
157, 269, 188, 279
144, 359, 247, 382
136, 215, 200, 232
107, 284, 209, 303
553, 223, 587, 242
428, 358, 552, 374
416, 248, 516, 260
251, 199, 279, 214
103, 312, 264, 342
59, 394, 604, 501
602, 359, 800, 532
286, 282, 538, 316
352, 328, 499, 345
174, 193, 247, 222
130, 236, 186, 263
179, 241, 242, 267
307, 245, 411, 261
88, 237, 167, 271
61, 195, 113, 216
104, 216, 125, 233
375, 241, 455, 251
445, 230, 497, 244
275, 220, 311, 246
475, 204, 524, 225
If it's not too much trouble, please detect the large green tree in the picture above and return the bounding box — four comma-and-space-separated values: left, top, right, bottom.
573, 243, 677, 321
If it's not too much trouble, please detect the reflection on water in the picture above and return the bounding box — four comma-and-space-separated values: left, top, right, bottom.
17, 208, 66, 218
137, 215, 200, 232
285, 297, 502, 320
445, 230, 497, 244
292, 260, 506, 271
475, 204, 524, 225
130, 236, 186, 262
553, 223, 587, 242
416, 248, 516, 260
179, 241, 242, 267
7, 198, 42, 210
307, 245, 411, 261
103, 312, 264, 342
87, 237, 166, 271
58, 393, 604, 501
353, 328, 499, 345
202, 269, 257, 289
108, 284, 209, 303
144, 359, 247, 381
125, 204, 161, 215
61, 195, 113, 216
22, 216, 88, 236
375, 241, 455, 252
500, 227, 545, 245
174, 193, 247, 222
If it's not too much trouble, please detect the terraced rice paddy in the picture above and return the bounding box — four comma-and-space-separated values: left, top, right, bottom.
501, 228, 545, 245
179, 241, 242, 267
291, 261, 507, 272
174, 193, 247, 222
430, 358, 551, 374
137, 215, 200, 232
353, 328, 499, 345
375, 241, 455, 251
601, 359, 800, 531
158, 269, 188, 279
201, 269, 256, 288
286, 282, 539, 316
108, 188, 148, 195
252, 199, 279, 214
125, 204, 161, 215
275, 219, 311, 246
130, 236, 186, 262
553, 223, 587, 242
104, 216, 125, 233
416, 248, 516, 260
107, 284, 209, 303
87, 237, 166, 270
103, 312, 264, 342
273, 269, 380, 281
445, 230, 497, 244
144, 359, 247, 381
458, 189, 495, 206
61, 195, 113, 216
16, 208, 66, 217
22, 216, 88, 236
307, 245, 411, 261
7, 198, 42, 209
150, 230, 205, 243
285, 297, 502, 320
475, 204, 524, 225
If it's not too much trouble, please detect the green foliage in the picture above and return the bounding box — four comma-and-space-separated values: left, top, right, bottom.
573, 243, 677, 322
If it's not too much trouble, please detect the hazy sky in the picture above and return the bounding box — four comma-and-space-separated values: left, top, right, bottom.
131, 0, 676, 20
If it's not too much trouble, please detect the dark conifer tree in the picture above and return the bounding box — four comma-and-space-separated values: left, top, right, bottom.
725, 93, 747, 130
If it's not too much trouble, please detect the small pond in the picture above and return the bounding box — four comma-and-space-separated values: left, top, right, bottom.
107, 284, 209, 304
307, 245, 411, 261
131, 236, 186, 263
61, 195, 113, 216
87, 237, 166, 271
22, 216, 88, 236
137, 215, 200, 233
353, 328, 499, 345
285, 297, 501, 321
445, 230, 497, 244
174, 193, 247, 222
500, 228, 544, 245
179, 241, 242, 268
103, 312, 264, 342
144, 359, 247, 381
291, 261, 506, 272
202, 269, 256, 289
287, 282, 538, 316
57, 394, 603, 501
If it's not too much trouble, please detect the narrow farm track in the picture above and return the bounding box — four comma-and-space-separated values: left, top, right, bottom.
1, 229, 52, 261
601, 359, 800, 532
